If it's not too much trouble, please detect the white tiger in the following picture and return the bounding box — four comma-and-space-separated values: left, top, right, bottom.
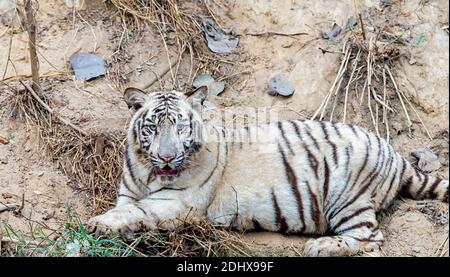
87, 87, 449, 257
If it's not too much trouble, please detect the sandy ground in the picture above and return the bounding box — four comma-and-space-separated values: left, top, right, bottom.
0, 0, 448, 256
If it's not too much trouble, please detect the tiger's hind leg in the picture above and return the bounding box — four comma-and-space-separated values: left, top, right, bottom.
303, 206, 383, 257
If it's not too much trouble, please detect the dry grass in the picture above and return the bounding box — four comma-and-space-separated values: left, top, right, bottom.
5, 86, 124, 214
311, 32, 431, 143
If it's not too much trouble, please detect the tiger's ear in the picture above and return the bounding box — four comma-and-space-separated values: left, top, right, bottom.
124, 87, 149, 111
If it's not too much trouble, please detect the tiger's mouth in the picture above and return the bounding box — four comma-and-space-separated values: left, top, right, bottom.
155, 165, 180, 176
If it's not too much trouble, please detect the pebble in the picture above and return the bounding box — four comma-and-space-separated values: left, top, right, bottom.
267, 73, 295, 97
410, 148, 441, 172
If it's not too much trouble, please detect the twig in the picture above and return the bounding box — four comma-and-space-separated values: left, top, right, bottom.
385, 65, 412, 130
1, 70, 65, 83
382, 67, 390, 143
19, 81, 88, 137
366, 37, 379, 136
358, 13, 366, 40
2, 35, 13, 80
318, 47, 344, 55
435, 235, 448, 257
23, 0, 40, 93
400, 90, 433, 140
343, 48, 362, 123
245, 31, 309, 39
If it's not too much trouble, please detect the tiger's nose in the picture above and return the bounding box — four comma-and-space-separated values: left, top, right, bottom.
158, 154, 175, 163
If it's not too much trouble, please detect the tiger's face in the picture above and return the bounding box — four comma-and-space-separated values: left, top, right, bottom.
124, 87, 205, 180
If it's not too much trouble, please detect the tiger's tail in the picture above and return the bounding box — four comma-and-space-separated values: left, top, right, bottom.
401, 160, 448, 202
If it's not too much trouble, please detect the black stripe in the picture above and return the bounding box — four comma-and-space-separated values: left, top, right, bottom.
121, 175, 140, 197
271, 190, 289, 233
278, 121, 295, 155
332, 206, 372, 232
135, 204, 148, 216
289, 120, 303, 141
148, 186, 187, 195
348, 124, 360, 138
335, 139, 384, 215
146, 169, 155, 185
221, 128, 228, 177
344, 145, 352, 174
305, 181, 321, 232
278, 144, 306, 232
321, 122, 338, 165
117, 193, 139, 202
125, 148, 140, 186
415, 174, 429, 199
333, 124, 343, 139
373, 144, 395, 199
303, 126, 320, 151
337, 221, 375, 234
427, 178, 442, 199
325, 169, 353, 218
252, 218, 264, 231
378, 162, 399, 208
381, 155, 407, 208
304, 144, 319, 180
323, 158, 330, 205
348, 144, 370, 192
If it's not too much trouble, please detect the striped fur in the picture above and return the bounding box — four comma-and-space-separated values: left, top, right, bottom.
88, 89, 449, 257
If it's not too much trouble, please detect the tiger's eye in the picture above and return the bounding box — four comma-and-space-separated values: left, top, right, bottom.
145, 124, 156, 132
176, 124, 185, 132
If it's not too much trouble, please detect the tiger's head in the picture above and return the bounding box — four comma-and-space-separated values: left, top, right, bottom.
124, 87, 206, 180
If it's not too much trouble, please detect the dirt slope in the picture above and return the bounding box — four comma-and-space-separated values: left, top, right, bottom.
0, 0, 448, 256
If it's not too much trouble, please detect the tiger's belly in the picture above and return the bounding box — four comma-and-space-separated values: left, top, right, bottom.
206, 147, 333, 234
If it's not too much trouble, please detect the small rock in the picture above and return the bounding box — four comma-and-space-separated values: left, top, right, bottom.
346, 16, 358, 30
267, 73, 295, 97
410, 148, 441, 172
209, 81, 225, 96
36, 171, 45, 177
69, 52, 106, 81
192, 74, 225, 96
435, 210, 448, 225
321, 23, 342, 39
192, 74, 214, 88
42, 210, 55, 221
0, 157, 8, 164
202, 17, 239, 54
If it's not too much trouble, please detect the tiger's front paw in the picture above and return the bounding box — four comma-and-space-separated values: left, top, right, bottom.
87, 205, 147, 240
303, 237, 354, 257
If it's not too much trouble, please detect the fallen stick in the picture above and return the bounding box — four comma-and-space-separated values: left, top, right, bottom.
0, 203, 18, 213
358, 13, 366, 40
245, 31, 309, 38
19, 81, 88, 137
